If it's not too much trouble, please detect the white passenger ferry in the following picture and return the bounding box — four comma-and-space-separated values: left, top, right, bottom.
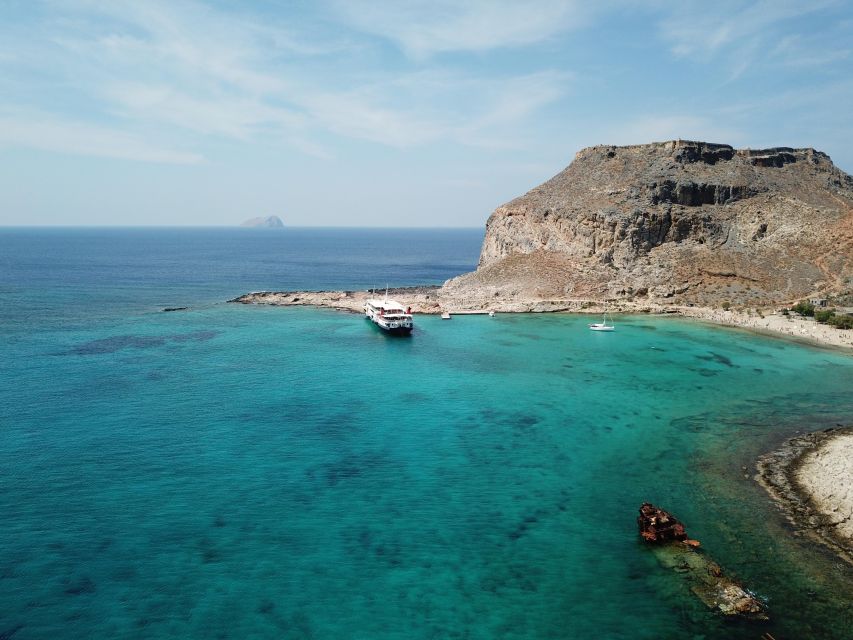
364, 294, 413, 335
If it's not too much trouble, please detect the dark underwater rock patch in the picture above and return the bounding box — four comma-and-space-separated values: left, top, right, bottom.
67, 335, 166, 355
65, 330, 220, 355
0, 625, 24, 640
64, 576, 96, 595
171, 330, 219, 343
306, 451, 397, 488
696, 352, 737, 367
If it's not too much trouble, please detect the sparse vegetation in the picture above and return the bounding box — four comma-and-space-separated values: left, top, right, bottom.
827, 313, 853, 330
791, 300, 815, 317
814, 309, 834, 323
788, 303, 853, 329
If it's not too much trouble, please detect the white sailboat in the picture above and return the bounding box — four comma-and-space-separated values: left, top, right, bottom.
589, 311, 614, 332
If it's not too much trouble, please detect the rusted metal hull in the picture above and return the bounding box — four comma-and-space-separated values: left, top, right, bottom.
637, 503, 767, 620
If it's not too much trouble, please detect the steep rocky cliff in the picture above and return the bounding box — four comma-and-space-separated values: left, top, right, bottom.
444, 141, 853, 308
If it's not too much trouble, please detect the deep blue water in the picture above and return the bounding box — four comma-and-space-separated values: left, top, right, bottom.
2, 228, 853, 639
0, 227, 481, 330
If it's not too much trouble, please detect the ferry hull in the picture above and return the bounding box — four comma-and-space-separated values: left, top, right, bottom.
363, 296, 414, 336
366, 317, 413, 336
385, 325, 413, 336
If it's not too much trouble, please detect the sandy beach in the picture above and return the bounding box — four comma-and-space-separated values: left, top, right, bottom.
677, 306, 853, 352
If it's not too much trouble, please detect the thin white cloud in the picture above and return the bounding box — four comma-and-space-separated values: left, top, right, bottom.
657, 0, 843, 78
295, 69, 571, 148
660, 1, 833, 58
771, 34, 852, 69
332, 0, 592, 58
0, 110, 203, 164
103, 83, 306, 140
0, 0, 571, 160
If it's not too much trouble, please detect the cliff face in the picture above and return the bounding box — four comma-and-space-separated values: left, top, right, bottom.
445, 141, 853, 308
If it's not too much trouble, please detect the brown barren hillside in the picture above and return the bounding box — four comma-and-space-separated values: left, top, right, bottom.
443, 140, 853, 308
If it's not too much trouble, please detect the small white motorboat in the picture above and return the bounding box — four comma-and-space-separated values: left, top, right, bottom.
441, 312, 451, 320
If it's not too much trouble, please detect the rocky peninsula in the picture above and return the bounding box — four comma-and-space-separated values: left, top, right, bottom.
231, 140, 853, 349
757, 427, 853, 566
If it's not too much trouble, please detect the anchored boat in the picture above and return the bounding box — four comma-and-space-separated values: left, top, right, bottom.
364, 294, 413, 335
589, 311, 614, 332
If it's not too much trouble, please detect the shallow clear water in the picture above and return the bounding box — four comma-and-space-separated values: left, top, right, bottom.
1, 229, 852, 639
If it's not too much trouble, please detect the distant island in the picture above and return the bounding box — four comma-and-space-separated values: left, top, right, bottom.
240, 215, 284, 228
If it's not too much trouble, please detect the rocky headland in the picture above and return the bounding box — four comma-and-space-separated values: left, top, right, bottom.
444, 140, 853, 309
231, 140, 853, 350
756, 427, 853, 566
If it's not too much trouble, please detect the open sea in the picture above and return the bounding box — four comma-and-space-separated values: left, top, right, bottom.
1, 227, 853, 640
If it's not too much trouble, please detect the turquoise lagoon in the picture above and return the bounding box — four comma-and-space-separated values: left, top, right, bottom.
1, 229, 853, 639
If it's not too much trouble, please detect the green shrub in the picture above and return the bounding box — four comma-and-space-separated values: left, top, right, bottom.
814, 309, 834, 323
721, 301, 731, 311
791, 300, 815, 317
828, 314, 853, 330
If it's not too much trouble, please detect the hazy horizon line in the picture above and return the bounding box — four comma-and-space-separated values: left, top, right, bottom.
0, 224, 486, 230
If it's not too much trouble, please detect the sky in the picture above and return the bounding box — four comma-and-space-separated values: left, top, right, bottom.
0, 0, 851, 227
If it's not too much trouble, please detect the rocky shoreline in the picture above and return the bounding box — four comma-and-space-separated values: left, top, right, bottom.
756, 427, 853, 567
229, 289, 853, 351
228, 286, 445, 314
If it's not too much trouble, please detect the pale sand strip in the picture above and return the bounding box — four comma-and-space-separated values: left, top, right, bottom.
677, 307, 853, 352
797, 435, 853, 542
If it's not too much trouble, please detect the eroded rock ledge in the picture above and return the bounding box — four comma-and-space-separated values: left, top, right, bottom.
756, 426, 853, 566
229, 286, 444, 314
229, 288, 681, 314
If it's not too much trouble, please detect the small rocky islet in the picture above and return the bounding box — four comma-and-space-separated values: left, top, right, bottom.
240, 215, 285, 228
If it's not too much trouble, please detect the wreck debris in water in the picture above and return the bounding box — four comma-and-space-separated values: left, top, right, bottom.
637, 503, 767, 620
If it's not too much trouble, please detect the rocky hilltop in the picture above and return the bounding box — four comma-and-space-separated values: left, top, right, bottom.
241, 215, 284, 228
444, 141, 853, 308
